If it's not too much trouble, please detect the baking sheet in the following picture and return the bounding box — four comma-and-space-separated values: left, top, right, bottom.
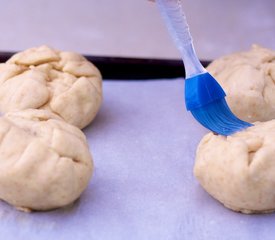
1, 79, 275, 240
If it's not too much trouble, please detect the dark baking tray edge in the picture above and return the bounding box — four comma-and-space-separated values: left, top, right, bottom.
0, 52, 210, 80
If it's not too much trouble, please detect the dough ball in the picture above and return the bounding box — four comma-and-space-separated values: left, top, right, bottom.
194, 120, 275, 214
0, 109, 93, 211
0, 45, 102, 129
207, 45, 275, 123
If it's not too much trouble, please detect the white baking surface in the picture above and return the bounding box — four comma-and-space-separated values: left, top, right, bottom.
0, 79, 275, 240
0, 1, 275, 239
0, 0, 274, 59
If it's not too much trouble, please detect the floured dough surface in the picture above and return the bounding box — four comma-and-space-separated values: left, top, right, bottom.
0, 45, 102, 129
207, 45, 275, 123
0, 109, 93, 211
194, 120, 275, 214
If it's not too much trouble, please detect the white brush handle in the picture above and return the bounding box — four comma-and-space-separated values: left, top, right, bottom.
156, 0, 206, 78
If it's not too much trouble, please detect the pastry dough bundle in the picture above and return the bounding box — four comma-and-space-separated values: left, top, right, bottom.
194, 45, 275, 214
207, 45, 275, 123
0, 46, 102, 211
0, 45, 102, 129
195, 120, 275, 214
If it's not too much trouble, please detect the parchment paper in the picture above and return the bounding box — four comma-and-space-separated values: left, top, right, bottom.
1, 79, 274, 240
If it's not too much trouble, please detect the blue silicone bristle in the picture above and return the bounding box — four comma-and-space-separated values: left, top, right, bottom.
185, 72, 253, 136
190, 98, 253, 135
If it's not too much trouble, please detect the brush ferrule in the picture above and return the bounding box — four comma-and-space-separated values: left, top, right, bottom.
185, 72, 226, 110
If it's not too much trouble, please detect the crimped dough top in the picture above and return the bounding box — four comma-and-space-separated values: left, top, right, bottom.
0, 45, 102, 129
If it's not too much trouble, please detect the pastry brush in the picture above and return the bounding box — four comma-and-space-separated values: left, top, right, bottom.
156, 0, 252, 135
